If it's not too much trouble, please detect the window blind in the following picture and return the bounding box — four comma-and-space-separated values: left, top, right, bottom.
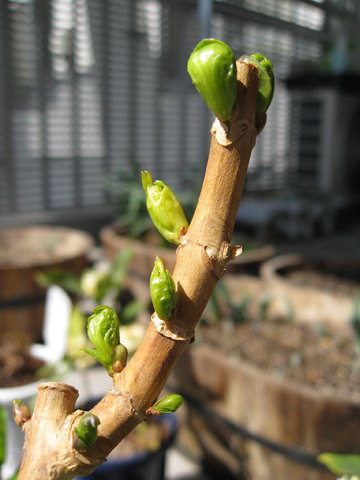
0, 0, 356, 225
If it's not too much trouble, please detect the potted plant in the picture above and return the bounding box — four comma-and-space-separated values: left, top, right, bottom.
0, 332, 47, 480
75, 399, 178, 480
0, 284, 74, 480
11, 40, 277, 479
169, 267, 360, 480
0, 226, 94, 342
260, 253, 359, 325
99, 162, 199, 282
100, 165, 274, 282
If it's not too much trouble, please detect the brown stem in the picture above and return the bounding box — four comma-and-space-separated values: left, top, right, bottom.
16, 60, 261, 479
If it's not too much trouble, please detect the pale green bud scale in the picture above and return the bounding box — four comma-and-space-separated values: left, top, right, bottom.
142, 171, 188, 245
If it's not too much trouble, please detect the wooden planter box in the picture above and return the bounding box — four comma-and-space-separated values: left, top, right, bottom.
0, 226, 94, 341
169, 344, 360, 480
260, 254, 358, 326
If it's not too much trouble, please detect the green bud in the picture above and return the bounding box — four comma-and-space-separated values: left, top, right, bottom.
111, 343, 128, 373
83, 305, 120, 375
153, 394, 184, 415
317, 453, 360, 477
142, 171, 188, 245
150, 256, 176, 321
240, 53, 274, 113
187, 39, 237, 122
73, 413, 100, 450
12, 399, 31, 427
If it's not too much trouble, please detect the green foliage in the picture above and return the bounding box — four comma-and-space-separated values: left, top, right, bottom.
83, 306, 120, 375
36, 249, 145, 368
207, 280, 251, 325
187, 39, 237, 122
150, 256, 176, 321
36, 270, 82, 296
81, 248, 134, 304
121, 300, 145, 326
104, 160, 200, 245
152, 394, 184, 415
36, 249, 133, 305
317, 453, 360, 477
103, 160, 153, 238
142, 171, 189, 245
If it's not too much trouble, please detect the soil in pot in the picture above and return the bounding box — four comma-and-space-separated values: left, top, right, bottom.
272, 259, 360, 297
259, 254, 360, 326
0, 226, 94, 342
199, 257, 360, 401
197, 316, 360, 403
170, 267, 360, 480
0, 331, 45, 388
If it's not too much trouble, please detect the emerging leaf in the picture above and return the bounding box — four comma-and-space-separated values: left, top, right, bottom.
83, 306, 120, 375
153, 394, 184, 414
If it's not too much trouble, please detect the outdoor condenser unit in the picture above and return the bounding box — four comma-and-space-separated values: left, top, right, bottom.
287, 75, 360, 197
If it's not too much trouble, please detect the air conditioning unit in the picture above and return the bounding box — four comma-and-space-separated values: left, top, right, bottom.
287, 76, 360, 197
236, 76, 360, 240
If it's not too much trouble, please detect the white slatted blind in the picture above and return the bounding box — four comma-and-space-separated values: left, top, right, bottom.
0, 0, 357, 224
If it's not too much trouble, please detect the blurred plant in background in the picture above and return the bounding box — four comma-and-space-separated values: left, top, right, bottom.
102, 162, 200, 243
318, 451, 360, 480
36, 249, 146, 368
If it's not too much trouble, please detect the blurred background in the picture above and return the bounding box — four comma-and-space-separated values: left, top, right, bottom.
1, 1, 360, 480
1, 0, 359, 237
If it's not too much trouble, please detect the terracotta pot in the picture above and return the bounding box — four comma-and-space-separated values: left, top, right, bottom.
0, 226, 94, 341
170, 344, 359, 480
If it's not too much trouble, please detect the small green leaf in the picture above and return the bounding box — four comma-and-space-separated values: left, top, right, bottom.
153, 394, 184, 414
82, 346, 103, 364
317, 453, 360, 476
150, 256, 176, 321
73, 413, 100, 450
240, 53, 275, 113
142, 171, 188, 245
187, 39, 237, 122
